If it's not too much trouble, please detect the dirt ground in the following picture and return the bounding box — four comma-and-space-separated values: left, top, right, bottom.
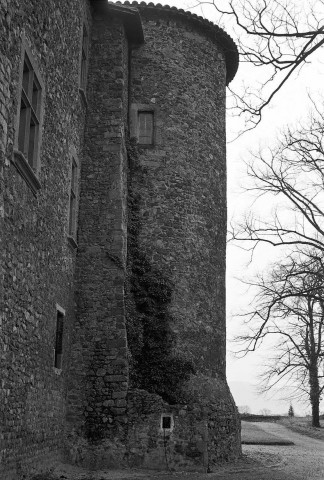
42, 422, 324, 480
241, 422, 324, 480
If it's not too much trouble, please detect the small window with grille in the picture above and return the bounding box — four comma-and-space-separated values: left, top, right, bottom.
54, 308, 64, 370
138, 111, 154, 145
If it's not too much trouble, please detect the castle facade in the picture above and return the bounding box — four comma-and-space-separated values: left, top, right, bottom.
0, 1, 240, 477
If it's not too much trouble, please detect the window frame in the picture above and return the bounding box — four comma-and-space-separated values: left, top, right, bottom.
67, 150, 79, 247
12, 36, 44, 196
137, 110, 155, 145
79, 23, 89, 102
54, 305, 65, 373
160, 413, 174, 434
130, 104, 159, 149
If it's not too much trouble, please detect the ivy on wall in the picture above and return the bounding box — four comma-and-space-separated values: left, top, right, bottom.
126, 138, 194, 404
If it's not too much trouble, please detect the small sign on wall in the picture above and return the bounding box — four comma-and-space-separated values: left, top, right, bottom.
160, 413, 174, 433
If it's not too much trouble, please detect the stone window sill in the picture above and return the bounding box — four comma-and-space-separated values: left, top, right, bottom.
12, 149, 41, 196
79, 88, 88, 108
67, 235, 78, 250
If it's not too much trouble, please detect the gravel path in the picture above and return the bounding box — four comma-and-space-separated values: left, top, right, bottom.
241, 422, 324, 480
52, 423, 324, 480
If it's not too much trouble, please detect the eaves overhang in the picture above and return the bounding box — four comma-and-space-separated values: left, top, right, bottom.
118, 1, 239, 84
91, 0, 144, 45
91, 1, 239, 84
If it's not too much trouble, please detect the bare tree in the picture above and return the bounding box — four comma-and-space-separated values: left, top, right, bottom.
190, 0, 324, 130
237, 252, 324, 427
259, 408, 272, 415
238, 404, 251, 414
230, 103, 324, 253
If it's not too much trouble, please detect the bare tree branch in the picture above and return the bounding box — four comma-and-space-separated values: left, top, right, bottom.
189, 0, 324, 129
235, 251, 324, 426
230, 105, 324, 254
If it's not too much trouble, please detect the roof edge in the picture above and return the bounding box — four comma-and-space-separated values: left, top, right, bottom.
91, 0, 145, 44
118, 1, 239, 84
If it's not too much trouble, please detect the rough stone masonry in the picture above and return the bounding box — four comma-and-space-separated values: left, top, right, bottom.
0, 1, 240, 478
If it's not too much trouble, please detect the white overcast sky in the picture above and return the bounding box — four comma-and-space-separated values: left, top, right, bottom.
117, 0, 324, 414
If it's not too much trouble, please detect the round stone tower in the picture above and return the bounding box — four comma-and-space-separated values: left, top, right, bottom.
68, 0, 240, 471
125, 0, 241, 469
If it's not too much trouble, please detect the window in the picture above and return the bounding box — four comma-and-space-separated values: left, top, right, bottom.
162, 416, 171, 429
18, 52, 42, 169
138, 111, 154, 145
80, 25, 89, 91
68, 157, 78, 240
54, 308, 64, 370
130, 104, 159, 149
160, 413, 174, 433
13, 40, 44, 196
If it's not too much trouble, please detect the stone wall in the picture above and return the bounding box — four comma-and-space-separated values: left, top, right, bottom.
129, 4, 227, 380
1, 1, 240, 476
0, 0, 90, 478
65, 10, 131, 467
126, 387, 240, 472
125, 3, 241, 467
61, 2, 240, 470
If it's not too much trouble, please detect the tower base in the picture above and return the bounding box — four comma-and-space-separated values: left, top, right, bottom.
65, 374, 241, 471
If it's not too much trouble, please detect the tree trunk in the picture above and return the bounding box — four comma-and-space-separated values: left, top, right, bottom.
311, 400, 320, 428
309, 364, 321, 427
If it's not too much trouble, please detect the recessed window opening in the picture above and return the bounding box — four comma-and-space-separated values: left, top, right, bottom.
18, 54, 42, 169
80, 25, 89, 90
160, 413, 174, 432
162, 415, 171, 429
138, 111, 154, 145
54, 310, 64, 369
68, 158, 78, 238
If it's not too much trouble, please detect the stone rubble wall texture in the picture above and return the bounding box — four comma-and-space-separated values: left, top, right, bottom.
126, 387, 240, 471
65, 11, 131, 467
129, 4, 228, 379
1, 0, 241, 478
0, 0, 91, 478
125, 4, 241, 468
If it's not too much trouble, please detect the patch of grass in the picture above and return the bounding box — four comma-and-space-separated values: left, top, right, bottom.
279, 416, 324, 441
241, 421, 294, 445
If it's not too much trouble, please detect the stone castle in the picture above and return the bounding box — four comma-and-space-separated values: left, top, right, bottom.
0, 0, 240, 477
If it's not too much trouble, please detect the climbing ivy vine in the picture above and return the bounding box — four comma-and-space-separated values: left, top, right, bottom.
126, 137, 194, 404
